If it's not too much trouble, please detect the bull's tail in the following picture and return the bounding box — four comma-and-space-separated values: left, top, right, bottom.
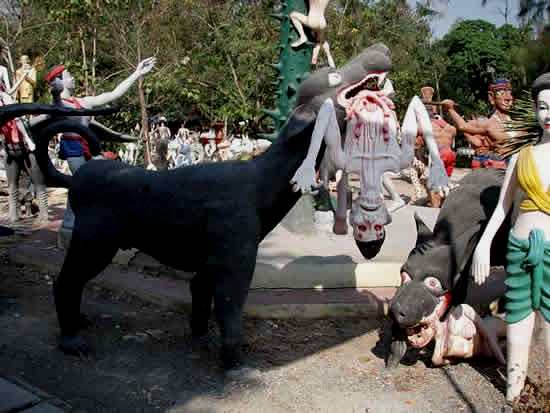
34, 119, 101, 189
0, 103, 118, 189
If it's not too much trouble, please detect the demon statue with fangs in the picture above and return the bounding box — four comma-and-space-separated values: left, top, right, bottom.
290, 43, 449, 259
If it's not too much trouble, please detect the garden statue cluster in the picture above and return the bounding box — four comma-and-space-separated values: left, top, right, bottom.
1, 4, 549, 407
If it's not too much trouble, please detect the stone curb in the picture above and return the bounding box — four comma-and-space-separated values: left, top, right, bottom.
9, 244, 395, 319
0, 376, 69, 413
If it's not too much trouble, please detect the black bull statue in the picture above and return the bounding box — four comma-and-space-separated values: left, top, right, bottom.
386, 168, 510, 367
1, 44, 405, 374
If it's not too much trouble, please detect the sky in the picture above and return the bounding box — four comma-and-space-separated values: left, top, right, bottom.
407, 0, 521, 38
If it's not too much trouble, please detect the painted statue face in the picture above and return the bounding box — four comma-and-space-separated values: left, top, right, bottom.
489, 88, 513, 113
537, 89, 550, 134
20, 55, 30, 66
351, 199, 389, 243
62, 69, 75, 91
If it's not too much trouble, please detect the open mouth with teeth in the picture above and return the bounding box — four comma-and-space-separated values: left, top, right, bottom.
406, 320, 436, 348
336, 74, 384, 108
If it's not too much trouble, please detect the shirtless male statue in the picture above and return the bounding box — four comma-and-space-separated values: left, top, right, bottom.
443, 79, 513, 169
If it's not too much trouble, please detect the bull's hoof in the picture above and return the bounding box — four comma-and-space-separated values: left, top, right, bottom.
224, 366, 262, 382
191, 335, 214, 353
333, 218, 348, 235
79, 313, 93, 329
59, 335, 90, 357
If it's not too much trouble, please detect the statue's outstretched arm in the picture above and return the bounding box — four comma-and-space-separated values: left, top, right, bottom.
472, 154, 518, 284
290, 98, 344, 193
6, 70, 30, 96
443, 99, 488, 135
81, 57, 156, 108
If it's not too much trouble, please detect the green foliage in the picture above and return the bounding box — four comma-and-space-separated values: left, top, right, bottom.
437, 19, 530, 116
1, 0, 546, 135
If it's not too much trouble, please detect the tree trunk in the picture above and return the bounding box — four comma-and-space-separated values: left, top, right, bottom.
91, 27, 97, 95
79, 27, 89, 95
138, 76, 150, 165
136, 35, 150, 165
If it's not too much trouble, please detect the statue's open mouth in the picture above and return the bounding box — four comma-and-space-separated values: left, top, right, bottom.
337, 74, 383, 107
406, 319, 436, 348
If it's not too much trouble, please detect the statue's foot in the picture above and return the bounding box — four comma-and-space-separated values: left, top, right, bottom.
333, 217, 348, 235
59, 334, 90, 357
291, 37, 308, 48
387, 198, 406, 213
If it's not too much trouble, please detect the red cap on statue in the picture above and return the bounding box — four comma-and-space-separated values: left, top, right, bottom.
44, 65, 65, 83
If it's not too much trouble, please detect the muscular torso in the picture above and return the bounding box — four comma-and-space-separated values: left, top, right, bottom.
464, 114, 509, 155
432, 117, 456, 149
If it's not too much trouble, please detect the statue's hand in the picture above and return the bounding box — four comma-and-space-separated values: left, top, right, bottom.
441, 99, 456, 112
290, 161, 320, 194
471, 242, 491, 285
136, 57, 157, 77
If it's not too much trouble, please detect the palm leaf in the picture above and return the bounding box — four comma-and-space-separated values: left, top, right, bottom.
496, 91, 542, 158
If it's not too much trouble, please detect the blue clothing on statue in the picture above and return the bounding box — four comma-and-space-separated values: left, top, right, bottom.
59, 139, 84, 160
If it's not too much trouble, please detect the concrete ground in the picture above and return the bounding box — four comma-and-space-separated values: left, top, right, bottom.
0, 246, 548, 413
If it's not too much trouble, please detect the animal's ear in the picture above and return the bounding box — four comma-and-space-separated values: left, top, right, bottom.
414, 213, 433, 246
279, 104, 317, 142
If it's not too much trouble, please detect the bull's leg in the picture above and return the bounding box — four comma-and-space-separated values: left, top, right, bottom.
190, 273, 215, 340
55, 212, 119, 356
333, 170, 348, 235
211, 248, 257, 372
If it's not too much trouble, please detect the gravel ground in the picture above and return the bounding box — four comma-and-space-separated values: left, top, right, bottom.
0, 245, 548, 413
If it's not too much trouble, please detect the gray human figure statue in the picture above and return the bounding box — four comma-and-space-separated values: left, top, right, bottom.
0, 61, 48, 223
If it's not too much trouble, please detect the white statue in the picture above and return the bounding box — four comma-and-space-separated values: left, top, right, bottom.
471, 73, 550, 404
38, 57, 156, 240
290, 0, 335, 68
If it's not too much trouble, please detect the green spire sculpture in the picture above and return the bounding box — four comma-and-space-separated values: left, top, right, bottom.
263, 0, 313, 140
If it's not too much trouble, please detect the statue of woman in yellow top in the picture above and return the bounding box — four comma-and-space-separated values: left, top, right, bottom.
472, 73, 550, 405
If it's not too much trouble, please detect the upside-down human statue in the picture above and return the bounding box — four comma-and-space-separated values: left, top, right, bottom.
290, 43, 449, 259
0, 44, 445, 376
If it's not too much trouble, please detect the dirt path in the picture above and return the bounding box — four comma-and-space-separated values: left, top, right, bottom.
0, 247, 547, 413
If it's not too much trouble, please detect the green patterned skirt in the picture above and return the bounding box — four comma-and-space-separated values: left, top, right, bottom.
505, 229, 550, 324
